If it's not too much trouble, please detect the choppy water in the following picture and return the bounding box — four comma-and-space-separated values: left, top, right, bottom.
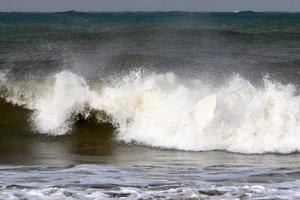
1, 11, 300, 199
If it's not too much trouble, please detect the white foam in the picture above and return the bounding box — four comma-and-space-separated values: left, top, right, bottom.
32, 72, 100, 134
2, 70, 300, 154
1, 184, 299, 200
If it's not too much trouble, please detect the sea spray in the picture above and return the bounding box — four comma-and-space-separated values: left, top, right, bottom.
32, 72, 101, 134
1, 70, 300, 154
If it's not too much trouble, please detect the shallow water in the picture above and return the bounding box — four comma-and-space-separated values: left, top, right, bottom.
3, 130, 300, 199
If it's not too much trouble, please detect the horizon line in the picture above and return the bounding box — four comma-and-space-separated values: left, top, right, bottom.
0, 10, 299, 13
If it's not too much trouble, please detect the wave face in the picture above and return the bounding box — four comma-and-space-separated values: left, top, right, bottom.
1, 70, 300, 154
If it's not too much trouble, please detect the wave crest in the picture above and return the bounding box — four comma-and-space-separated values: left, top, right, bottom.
1, 70, 300, 154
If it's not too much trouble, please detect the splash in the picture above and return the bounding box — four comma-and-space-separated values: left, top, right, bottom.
1, 70, 300, 154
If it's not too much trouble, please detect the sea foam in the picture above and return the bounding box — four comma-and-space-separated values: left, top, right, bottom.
1, 70, 300, 154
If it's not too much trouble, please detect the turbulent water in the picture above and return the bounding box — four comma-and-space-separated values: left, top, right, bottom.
1, 11, 300, 199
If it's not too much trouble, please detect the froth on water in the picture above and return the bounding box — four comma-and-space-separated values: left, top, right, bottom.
1, 70, 300, 154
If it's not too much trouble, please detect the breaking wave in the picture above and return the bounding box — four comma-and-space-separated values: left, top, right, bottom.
1, 69, 300, 154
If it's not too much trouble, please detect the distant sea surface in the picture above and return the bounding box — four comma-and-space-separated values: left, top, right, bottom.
1, 11, 300, 199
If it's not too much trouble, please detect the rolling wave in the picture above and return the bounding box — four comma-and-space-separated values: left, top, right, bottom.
1, 70, 300, 154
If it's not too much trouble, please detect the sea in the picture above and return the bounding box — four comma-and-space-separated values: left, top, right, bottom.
0, 11, 300, 199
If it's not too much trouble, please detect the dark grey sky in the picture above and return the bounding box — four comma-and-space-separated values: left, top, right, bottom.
1, 0, 300, 12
